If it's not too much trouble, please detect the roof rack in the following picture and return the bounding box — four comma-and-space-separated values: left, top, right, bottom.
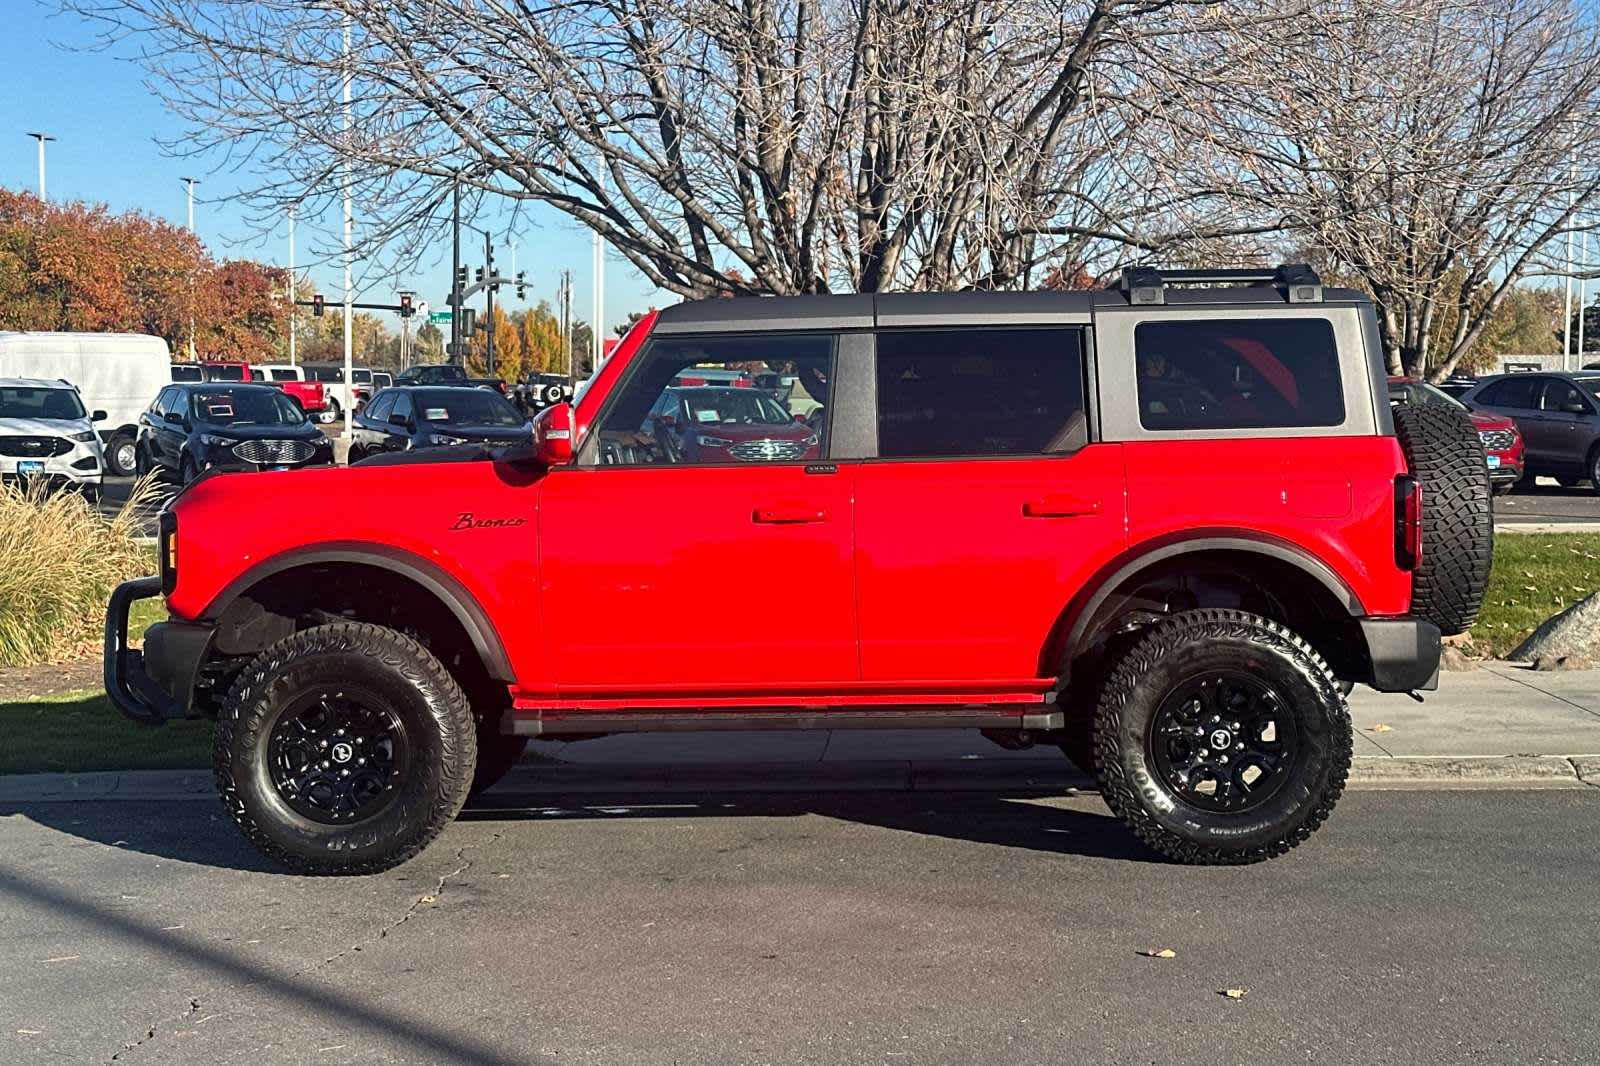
1117, 264, 1323, 307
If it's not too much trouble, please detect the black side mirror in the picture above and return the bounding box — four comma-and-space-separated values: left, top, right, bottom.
91, 409, 107, 422
388, 413, 409, 428
163, 410, 183, 425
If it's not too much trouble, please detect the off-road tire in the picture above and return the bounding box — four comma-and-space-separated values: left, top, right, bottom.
1093, 609, 1352, 865
214, 623, 476, 875
1392, 403, 1493, 635
179, 453, 199, 485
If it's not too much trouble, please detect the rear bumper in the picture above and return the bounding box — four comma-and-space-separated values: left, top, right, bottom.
1359, 617, 1441, 692
104, 577, 213, 724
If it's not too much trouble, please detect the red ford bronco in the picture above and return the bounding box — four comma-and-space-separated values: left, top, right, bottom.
106, 265, 1493, 874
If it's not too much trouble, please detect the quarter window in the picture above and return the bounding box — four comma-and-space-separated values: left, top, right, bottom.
874, 329, 1087, 458
591, 334, 834, 466
1134, 319, 1344, 431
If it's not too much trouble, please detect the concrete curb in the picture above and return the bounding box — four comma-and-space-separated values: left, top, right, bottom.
1496, 522, 1600, 534
3, 755, 1596, 804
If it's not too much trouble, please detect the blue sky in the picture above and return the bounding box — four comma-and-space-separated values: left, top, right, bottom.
2, 2, 667, 336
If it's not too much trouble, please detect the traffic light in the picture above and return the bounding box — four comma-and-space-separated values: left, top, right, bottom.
516, 271, 526, 300
312, 293, 325, 317
474, 266, 485, 284
399, 294, 413, 318
459, 307, 476, 336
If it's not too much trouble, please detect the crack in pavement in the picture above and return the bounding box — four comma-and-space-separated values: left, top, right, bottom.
107, 997, 200, 1062
1569, 758, 1600, 787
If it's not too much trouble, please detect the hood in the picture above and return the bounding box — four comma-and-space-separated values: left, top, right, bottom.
194, 420, 323, 441
689, 420, 814, 443
0, 415, 95, 439
432, 424, 531, 443
1468, 410, 1515, 432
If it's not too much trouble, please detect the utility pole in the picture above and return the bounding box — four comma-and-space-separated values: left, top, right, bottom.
25, 132, 54, 201
287, 206, 297, 367
182, 177, 200, 360
484, 229, 496, 376
560, 269, 573, 386
1582, 229, 1590, 362
450, 174, 462, 364
592, 151, 605, 370
341, 13, 354, 437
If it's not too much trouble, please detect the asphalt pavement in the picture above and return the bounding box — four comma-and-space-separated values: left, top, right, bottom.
1, 789, 1596, 1065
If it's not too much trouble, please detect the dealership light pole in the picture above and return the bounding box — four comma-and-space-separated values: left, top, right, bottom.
287, 205, 298, 367
341, 13, 354, 437
25, 132, 54, 201
181, 177, 200, 360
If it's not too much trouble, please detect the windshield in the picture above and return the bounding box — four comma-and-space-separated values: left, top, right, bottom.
0, 386, 86, 421
171, 364, 203, 382
190, 388, 306, 426
680, 389, 793, 426
414, 389, 523, 427
1394, 381, 1466, 411
352, 369, 372, 384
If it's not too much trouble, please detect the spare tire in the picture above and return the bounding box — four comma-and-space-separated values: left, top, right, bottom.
1393, 404, 1493, 635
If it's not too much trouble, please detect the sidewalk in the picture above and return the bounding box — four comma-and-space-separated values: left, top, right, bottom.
2, 664, 1597, 803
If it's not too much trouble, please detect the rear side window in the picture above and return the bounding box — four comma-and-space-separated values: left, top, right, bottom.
1480, 376, 1540, 410
875, 329, 1087, 458
1134, 319, 1343, 431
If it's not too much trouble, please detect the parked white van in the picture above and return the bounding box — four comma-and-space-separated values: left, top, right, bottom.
0, 332, 172, 475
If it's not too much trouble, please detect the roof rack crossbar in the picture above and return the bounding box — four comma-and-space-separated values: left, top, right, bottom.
1115, 263, 1323, 306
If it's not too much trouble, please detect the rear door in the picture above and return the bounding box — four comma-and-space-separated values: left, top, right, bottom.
1475, 376, 1548, 464
540, 330, 858, 692
851, 325, 1126, 686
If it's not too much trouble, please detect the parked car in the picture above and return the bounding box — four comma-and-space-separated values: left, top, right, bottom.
1433, 375, 1478, 401
1459, 371, 1600, 492
348, 387, 531, 461
371, 371, 393, 390
0, 331, 171, 476
302, 363, 377, 421
134, 382, 334, 483
109, 264, 1491, 875
249, 363, 329, 418
1389, 377, 1523, 494
0, 377, 106, 496
394, 362, 508, 394
644, 385, 819, 464
512, 372, 573, 416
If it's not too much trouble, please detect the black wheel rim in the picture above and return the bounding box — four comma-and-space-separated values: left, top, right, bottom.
267, 690, 410, 825
1147, 671, 1301, 813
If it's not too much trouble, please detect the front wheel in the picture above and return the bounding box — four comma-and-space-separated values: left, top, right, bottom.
1093, 609, 1351, 865
213, 623, 476, 875
105, 433, 137, 477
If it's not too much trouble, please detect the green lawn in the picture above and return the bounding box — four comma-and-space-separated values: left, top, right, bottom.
1471, 533, 1600, 657
0, 689, 212, 775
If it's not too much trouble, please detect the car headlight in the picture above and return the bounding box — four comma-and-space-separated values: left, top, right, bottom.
198, 433, 234, 448
430, 433, 467, 446
70, 430, 98, 443
696, 434, 733, 447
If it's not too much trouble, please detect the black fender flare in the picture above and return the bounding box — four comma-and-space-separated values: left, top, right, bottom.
200, 542, 515, 681
1055, 532, 1364, 675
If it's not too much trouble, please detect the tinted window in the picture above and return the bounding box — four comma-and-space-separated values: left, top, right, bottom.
413, 389, 522, 427
1542, 380, 1593, 413
1482, 376, 1540, 410
1134, 319, 1343, 431
170, 364, 203, 382
207, 364, 246, 382
390, 392, 413, 423
152, 387, 175, 417
365, 391, 395, 423
0, 386, 85, 420
190, 389, 305, 426
594, 334, 833, 466
875, 329, 1086, 458
1576, 375, 1600, 402
269, 368, 298, 382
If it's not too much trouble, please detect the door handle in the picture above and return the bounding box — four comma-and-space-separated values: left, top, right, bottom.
1022, 496, 1102, 518
753, 506, 828, 524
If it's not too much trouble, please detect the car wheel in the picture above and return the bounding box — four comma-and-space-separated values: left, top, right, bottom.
1589, 448, 1600, 496
1093, 609, 1351, 865
133, 441, 150, 478
1392, 404, 1493, 636
105, 433, 138, 477
179, 453, 199, 485
214, 623, 476, 875
326, 399, 342, 425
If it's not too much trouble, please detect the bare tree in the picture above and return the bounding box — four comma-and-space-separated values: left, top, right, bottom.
66, 0, 1262, 296
1150, 0, 1600, 378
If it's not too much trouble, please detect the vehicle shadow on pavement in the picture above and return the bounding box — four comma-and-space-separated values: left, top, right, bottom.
0, 801, 282, 874
461, 788, 1164, 864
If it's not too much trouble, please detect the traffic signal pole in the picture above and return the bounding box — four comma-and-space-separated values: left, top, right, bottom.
484, 229, 495, 376
450, 175, 462, 364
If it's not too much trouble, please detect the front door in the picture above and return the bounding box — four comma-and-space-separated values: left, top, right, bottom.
852, 326, 1127, 684
540, 330, 857, 692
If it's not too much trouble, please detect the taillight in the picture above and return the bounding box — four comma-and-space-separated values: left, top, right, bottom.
1395, 475, 1422, 571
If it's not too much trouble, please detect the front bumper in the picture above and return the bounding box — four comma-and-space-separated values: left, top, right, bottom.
1359, 617, 1441, 692
104, 577, 214, 724
0, 449, 103, 486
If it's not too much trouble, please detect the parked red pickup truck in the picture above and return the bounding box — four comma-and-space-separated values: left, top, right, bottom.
108, 265, 1492, 875
198, 361, 326, 416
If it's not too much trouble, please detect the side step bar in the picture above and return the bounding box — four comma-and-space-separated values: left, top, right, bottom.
508, 708, 1065, 737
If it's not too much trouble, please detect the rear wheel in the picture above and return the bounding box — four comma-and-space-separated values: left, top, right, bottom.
1588, 448, 1600, 497
1392, 404, 1493, 636
213, 623, 475, 875
105, 433, 137, 477
1093, 609, 1351, 865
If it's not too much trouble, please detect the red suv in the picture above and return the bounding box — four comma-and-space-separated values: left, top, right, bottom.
106, 266, 1492, 874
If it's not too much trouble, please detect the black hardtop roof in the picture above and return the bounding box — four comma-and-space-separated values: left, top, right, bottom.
653, 284, 1371, 334
174, 381, 280, 392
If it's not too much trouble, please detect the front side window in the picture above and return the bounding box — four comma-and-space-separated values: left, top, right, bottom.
390, 392, 413, 423
364, 392, 395, 423
875, 328, 1086, 458
1134, 319, 1343, 431
1542, 380, 1593, 414
592, 334, 833, 465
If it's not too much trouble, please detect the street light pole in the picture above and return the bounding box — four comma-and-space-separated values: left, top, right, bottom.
341, 13, 354, 438
25, 132, 54, 201
181, 177, 200, 360
180, 177, 199, 233
450, 174, 462, 364
287, 206, 297, 367
484, 228, 496, 376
